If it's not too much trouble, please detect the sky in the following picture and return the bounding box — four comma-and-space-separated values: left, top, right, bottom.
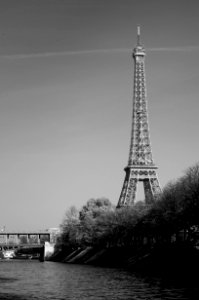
0, 0, 199, 231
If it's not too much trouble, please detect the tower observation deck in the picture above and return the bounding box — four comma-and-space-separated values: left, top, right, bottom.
117, 27, 161, 207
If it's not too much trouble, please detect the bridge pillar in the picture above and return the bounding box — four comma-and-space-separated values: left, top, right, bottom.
39, 245, 45, 262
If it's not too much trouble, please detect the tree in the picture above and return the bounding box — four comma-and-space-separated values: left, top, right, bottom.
179, 163, 199, 226
79, 198, 114, 246
60, 206, 81, 247
79, 198, 114, 221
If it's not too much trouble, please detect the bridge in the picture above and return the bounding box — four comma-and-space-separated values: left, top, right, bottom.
0, 229, 59, 261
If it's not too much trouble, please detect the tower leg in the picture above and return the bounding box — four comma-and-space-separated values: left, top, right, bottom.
117, 169, 138, 207
150, 177, 161, 199
126, 178, 138, 205
143, 179, 154, 204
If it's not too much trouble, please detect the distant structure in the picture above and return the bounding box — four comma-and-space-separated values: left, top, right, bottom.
117, 26, 161, 207
0, 228, 60, 246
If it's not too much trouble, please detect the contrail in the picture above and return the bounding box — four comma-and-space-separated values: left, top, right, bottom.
0, 48, 131, 59
0, 45, 198, 60
148, 45, 199, 52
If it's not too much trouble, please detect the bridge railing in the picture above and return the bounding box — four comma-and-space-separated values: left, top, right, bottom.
0, 232, 51, 246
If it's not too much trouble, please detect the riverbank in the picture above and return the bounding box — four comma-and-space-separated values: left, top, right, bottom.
50, 243, 199, 275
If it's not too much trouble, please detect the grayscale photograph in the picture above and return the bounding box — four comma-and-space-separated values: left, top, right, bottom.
0, 0, 199, 299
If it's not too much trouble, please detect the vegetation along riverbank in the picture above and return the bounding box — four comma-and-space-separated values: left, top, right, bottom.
50, 163, 199, 274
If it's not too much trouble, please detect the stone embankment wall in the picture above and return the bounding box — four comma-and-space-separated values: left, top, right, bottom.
50, 244, 199, 273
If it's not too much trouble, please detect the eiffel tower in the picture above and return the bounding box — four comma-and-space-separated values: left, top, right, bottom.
117, 26, 161, 207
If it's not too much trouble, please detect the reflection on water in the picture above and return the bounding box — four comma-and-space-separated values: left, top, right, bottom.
0, 260, 198, 300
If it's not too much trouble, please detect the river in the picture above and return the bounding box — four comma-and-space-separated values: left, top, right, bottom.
0, 260, 198, 299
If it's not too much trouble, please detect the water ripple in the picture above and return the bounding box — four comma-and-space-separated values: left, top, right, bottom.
0, 261, 198, 299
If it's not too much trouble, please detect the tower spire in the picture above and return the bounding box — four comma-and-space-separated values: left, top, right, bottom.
117, 28, 161, 207
137, 25, 141, 46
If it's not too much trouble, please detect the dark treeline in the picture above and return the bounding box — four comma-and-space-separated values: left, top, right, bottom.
54, 163, 199, 262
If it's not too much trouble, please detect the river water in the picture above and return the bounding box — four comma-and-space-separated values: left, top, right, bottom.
0, 260, 198, 300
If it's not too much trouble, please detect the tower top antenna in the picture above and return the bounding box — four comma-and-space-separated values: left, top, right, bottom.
137, 25, 141, 46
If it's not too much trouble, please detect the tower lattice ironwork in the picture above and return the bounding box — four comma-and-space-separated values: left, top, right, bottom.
117, 27, 161, 207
